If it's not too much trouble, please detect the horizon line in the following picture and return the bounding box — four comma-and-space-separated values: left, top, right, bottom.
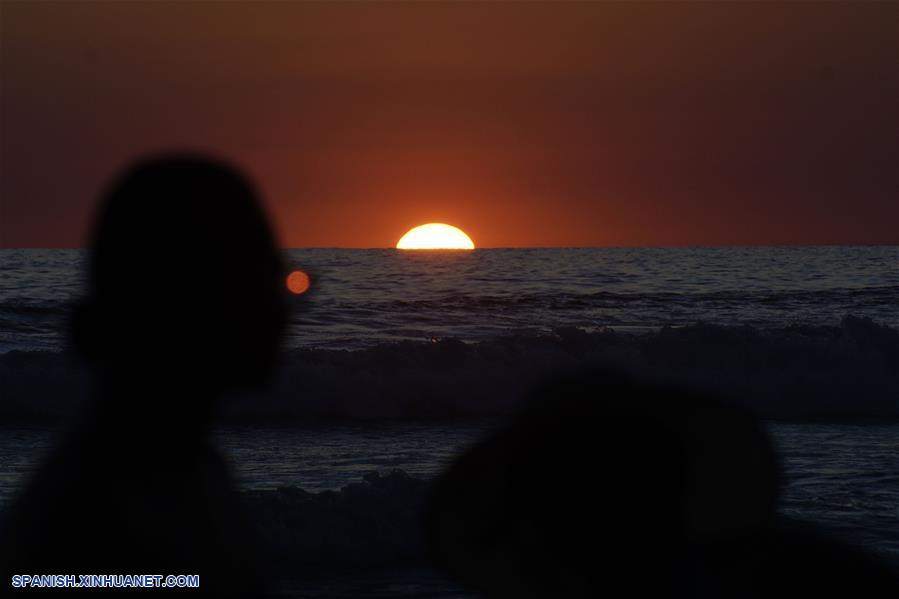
2, 243, 898, 251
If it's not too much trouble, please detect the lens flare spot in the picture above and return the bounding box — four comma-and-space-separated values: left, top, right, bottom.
287, 270, 311, 294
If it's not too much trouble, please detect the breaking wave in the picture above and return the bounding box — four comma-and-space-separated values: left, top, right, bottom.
244, 469, 429, 570
243, 466, 899, 571
1, 316, 896, 424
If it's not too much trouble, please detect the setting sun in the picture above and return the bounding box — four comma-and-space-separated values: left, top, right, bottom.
396, 223, 475, 250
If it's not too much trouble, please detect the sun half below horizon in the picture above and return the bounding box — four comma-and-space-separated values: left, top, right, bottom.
396, 223, 475, 250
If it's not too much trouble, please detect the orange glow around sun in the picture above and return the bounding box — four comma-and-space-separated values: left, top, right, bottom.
396, 223, 475, 250
286, 270, 311, 294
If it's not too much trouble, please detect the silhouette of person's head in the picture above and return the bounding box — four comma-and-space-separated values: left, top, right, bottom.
0, 155, 286, 595
427, 370, 899, 597
425, 369, 781, 598
72, 154, 287, 397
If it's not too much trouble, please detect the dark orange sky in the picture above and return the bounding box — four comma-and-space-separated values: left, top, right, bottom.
1, 1, 896, 248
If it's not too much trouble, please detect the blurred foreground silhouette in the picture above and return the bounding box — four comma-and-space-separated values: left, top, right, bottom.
0, 155, 286, 596
426, 370, 899, 598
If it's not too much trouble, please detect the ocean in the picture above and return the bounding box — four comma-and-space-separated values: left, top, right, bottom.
2, 247, 898, 352
1, 247, 898, 594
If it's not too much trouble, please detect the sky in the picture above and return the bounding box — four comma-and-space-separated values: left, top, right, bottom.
1, 1, 896, 248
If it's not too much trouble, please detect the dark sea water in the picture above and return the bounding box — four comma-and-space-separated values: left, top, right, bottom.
1, 247, 897, 352
0, 422, 896, 597
1, 247, 898, 594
